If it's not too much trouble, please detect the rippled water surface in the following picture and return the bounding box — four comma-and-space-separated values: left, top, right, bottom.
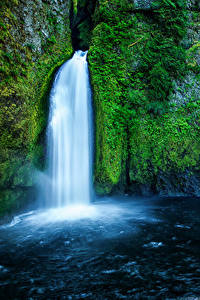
0, 197, 199, 299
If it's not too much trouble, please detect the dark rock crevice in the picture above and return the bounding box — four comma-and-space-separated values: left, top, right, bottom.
70, 0, 98, 51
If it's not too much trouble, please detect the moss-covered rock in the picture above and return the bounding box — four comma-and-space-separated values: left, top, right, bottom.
1, 0, 200, 218
88, 0, 200, 196
0, 0, 73, 217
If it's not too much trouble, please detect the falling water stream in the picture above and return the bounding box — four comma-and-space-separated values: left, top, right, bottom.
46, 50, 92, 207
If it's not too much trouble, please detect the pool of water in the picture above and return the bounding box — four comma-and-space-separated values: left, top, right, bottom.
0, 196, 199, 299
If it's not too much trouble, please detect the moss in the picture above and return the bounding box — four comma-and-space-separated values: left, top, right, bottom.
1, 0, 200, 216
129, 104, 200, 185
88, 0, 200, 194
0, 0, 73, 216
0, 188, 33, 219
72, 0, 78, 15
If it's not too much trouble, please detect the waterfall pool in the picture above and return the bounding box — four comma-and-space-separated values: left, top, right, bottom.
0, 196, 199, 299
1, 50, 199, 299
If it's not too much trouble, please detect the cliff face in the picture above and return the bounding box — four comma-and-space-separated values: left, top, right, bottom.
88, 0, 200, 196
0, 0, 200, 217
0, 0, 72, 216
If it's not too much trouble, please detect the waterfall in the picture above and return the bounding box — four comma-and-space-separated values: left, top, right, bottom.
45, 50, 92, 207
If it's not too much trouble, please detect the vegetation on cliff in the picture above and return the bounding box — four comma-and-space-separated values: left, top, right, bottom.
0, 0, 72, 216
0, 0, 200, 217
88, 0, 200, 194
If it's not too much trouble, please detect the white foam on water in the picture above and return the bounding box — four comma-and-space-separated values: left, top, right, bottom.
25, 205, 98, 224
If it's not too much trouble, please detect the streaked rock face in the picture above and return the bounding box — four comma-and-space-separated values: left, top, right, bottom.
170, 72, 200, 107
132, 0, 200, 10
10, 0, 71, 55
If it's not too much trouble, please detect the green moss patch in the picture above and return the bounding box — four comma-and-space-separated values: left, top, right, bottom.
89, 0, 200, 194
0, 0, 72, 216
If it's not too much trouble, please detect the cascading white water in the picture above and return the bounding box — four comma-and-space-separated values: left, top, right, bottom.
45, 50, 92, 207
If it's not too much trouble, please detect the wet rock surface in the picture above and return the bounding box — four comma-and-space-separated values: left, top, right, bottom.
12, 0, 70, 55
133, 0, 156, 10
156, 170, 200, 197
0, 197, 199, 299
132, 0, 200, 10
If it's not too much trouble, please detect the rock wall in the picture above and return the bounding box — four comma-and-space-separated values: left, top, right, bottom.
0, 0, 200, 218
88, 0, 200, 196
0, 0, 72, 217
